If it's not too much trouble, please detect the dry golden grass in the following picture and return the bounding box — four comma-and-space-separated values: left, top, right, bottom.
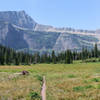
0, 62, 100, 99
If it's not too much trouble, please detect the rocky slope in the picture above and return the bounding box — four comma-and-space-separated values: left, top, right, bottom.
0, 21, 60, 53
0, 11, 100, 53
0, 11, 36, 29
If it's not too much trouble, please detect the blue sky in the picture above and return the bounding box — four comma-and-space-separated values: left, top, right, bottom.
0, 0, 100, 30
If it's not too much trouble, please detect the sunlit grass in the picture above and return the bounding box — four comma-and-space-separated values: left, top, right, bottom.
0, 62, 100, 99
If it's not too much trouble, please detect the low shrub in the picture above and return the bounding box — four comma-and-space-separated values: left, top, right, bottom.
91, 78, 100, 82
84, 85, 94, 89
29, 91, 40, 100
68, 74, 76, 78
73, 86, 84, 92
84, 58, 97, 63
36, 75, 43, 82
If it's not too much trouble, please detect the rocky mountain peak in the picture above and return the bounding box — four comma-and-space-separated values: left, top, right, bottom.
0, 10, 37, 30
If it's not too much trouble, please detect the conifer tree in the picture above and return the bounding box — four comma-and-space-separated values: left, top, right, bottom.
52, 50, 56, 64
94, 43, 98, 58
65, 50, 73, 64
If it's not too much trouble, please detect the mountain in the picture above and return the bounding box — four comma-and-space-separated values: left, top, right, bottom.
0, 21, 60, 53
0, 10, 100, 53
0, 11, 36, 29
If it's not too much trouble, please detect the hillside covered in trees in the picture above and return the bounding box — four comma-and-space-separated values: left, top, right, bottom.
0, 44, 99, 65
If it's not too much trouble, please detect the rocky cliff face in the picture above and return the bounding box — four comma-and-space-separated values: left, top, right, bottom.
53, 32, 99, 52
0, 22, 29, 49
0, 21, 60, 52
0, 11, 36, 29
0, 11, 100, 53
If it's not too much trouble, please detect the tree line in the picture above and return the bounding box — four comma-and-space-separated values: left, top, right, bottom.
0, 44, 99, 65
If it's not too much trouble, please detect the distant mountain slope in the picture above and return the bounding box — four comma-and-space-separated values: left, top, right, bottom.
53, 33, 99, 52
0, 10, 100, 53
0, 21, 60, 52
0, 22, 29, 49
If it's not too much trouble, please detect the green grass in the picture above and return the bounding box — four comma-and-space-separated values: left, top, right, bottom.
73, 85, 94, 92
91, 78, 100, 82
1, 62, 100, 99
68, 74, 76, 78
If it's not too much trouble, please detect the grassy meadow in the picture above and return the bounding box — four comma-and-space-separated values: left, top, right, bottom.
0, 61, 100, 100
